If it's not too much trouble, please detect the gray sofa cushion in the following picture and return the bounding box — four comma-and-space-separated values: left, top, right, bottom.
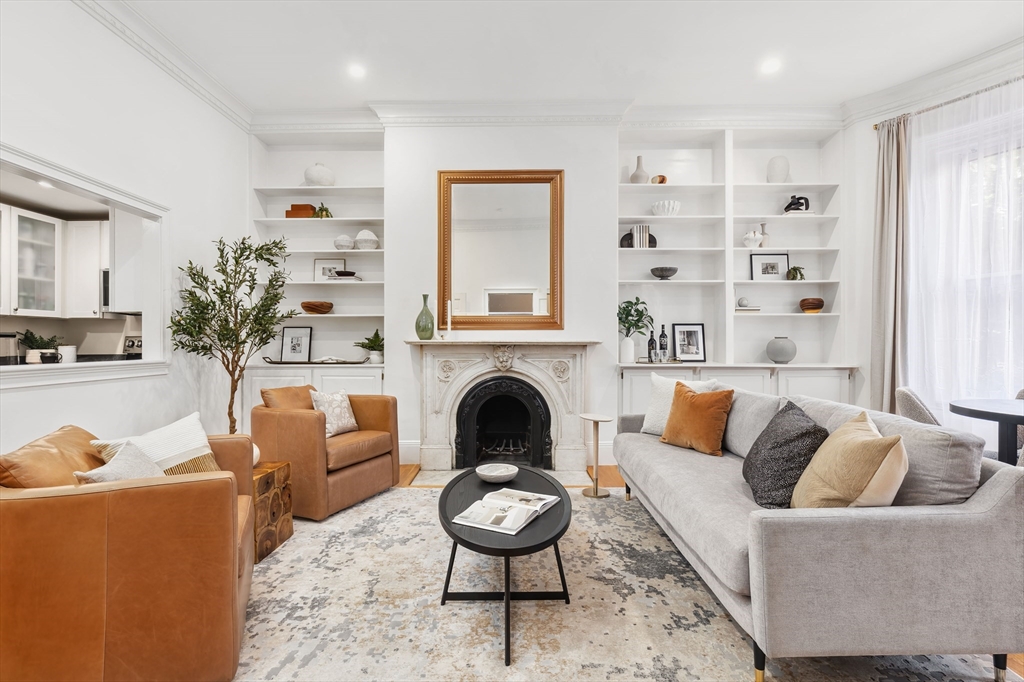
742, 401, 829, 509
614, 432, 759, 595
710, 381, 786, 458
789, 395, 984, 506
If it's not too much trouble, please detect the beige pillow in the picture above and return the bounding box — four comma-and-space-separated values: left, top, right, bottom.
791, 411, 908, 508
91, 412, 220, 476
310, 389, 359, 438
660, 383, 734, 457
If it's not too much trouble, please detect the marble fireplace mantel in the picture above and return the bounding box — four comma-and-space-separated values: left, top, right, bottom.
407, 339, 601, 470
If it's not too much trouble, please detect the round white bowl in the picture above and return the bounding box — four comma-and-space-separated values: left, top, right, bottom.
354, 238, 379, 250
475, 463, 519, 483
651, 200, 681, 216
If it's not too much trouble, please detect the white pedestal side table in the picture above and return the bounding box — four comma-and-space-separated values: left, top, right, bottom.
581, 413, 613, 499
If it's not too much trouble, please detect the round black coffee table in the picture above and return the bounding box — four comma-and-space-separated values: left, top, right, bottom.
438, 466, 572, 666
949, 399, 1024, 465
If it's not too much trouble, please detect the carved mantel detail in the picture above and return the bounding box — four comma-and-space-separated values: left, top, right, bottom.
493, 345, 515, 371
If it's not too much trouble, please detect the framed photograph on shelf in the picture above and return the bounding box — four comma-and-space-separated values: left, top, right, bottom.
672, 323, 706, 362
280, 327, 312, 362
313, 258, 348, 282
750, 253, 789, 281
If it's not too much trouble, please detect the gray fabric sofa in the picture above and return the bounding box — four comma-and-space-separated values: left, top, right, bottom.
614, 385, 1024, 682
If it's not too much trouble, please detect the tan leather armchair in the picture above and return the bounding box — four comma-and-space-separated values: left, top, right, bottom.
0, 434, 254, 682
251, 386, 398, 521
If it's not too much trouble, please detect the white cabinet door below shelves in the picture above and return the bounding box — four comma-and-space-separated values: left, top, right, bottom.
620, 367, 696, 414
699, 368, 771, 394
314, 368, 383, 395
778, 369, 850, 403
65, 221, 102, 318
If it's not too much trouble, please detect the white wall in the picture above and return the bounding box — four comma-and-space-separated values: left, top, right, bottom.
383, 125, 620, 461
0, 1, 249, 450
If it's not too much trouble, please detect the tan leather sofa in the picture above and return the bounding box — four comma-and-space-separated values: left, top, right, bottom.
0, 427, 254, 682
251, 386, 398, 521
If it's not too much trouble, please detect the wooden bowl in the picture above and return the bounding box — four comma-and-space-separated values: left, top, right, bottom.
799, 297, 825, 313
300, 300, 334, 315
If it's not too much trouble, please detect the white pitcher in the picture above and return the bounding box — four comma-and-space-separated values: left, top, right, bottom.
742, 230, 764, 248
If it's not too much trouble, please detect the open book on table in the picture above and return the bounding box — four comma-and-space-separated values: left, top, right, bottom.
452, 488, 561, 535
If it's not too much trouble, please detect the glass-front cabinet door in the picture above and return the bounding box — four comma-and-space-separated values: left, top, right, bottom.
11, 209, 62, 317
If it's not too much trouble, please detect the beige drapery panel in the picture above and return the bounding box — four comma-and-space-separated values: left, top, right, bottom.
870, 115, 909, 412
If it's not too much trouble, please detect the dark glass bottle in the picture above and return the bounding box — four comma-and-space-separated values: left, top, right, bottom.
659, 325, 668, 353
647, 330, 656, 362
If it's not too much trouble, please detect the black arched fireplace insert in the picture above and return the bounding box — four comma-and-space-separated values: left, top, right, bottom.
454, 376, 552, 469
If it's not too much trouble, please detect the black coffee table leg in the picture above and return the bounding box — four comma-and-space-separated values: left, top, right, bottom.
553, 542, 570, 604
441, 541, 457, 606
998, 421, 1018, 465
504, 555, 511, 666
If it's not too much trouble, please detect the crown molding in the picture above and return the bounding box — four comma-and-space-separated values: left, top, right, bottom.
249, 108, 383, 133
621, 105, 843, 130
841, 38, 1024, 127
75, 0, 253, 132
369, 100, 632, 127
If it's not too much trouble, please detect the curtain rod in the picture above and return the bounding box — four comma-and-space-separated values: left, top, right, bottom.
872, 75, 1023, 130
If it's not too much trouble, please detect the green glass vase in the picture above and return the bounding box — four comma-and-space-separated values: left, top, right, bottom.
415, 293, 434, 340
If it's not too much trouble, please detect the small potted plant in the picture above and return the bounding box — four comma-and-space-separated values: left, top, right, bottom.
617, 298, 654, 364
17, 329, 63, 364
786, 265, 806, 281
355, 329, 384, 364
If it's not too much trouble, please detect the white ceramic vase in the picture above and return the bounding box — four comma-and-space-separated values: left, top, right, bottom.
759, 222, 770, 248
304, 162, 335, 187
619, 336, 635, 363
58, 345, 77, 363
766, 336, 797, 364
630, 156, 649, 184
766, 156, 790, 183
368, 350, 384, 365
333, 234, 354, 250
742, 230, 763, 248
24, 349, 42, 365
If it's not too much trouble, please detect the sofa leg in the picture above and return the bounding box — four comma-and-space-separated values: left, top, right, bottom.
993, 654, 1006, 682
625, 484, 631, 501
754, 641, 765, 682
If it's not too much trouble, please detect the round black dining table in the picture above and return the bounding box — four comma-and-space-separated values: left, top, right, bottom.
948, 399, 1023, 465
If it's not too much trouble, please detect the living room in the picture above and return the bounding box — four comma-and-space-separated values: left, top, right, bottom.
0, 2, 1021, 681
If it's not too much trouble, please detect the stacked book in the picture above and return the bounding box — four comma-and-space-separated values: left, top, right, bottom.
329, 270, 362, 281
735, 305, 761, 313
632, 224, 652, 248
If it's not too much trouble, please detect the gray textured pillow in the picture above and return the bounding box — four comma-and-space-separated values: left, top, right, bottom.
710, 381, 786, 457
74, 441, 165, 484
742, 401, 829, 509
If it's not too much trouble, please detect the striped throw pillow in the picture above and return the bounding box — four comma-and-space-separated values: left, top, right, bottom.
91, 412, 220, 475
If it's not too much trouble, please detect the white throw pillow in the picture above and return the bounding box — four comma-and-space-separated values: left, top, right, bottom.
641, 374, 716, 436
91, 412, 219, 475
310, 389, 359, 438
74, 441, 165, 484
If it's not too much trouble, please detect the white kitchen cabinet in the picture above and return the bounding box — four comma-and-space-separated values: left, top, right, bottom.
239, 365, 385, 434
8, 208, 63, 317
65, 221, 103, 318
107, 208, 144, 313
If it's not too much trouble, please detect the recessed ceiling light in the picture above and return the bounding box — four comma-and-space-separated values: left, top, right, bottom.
348, 64, 366, 79
37, 180, 54, 189
760, 58, 782, 75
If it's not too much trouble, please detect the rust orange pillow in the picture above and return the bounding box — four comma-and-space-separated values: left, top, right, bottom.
660, 383, 734, 456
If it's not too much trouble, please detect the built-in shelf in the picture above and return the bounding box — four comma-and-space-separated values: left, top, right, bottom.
733, 280, 839, 285
17, 238, 56, 247
734, 214, 840, 225
285, 249, 384, 255
17, 275, 55, 282
253, 186, 384, 199
618, 215, 725, 223
619, 183, 725, 194
618, 362, 857, 369
293, 313, 385, 318
734, 312, 839, 318
619, 279, 724, 285
734, 247, 839, 254
619, 247, 725, 253
254, 218, 384, 227
733, 183, 840, 195
274, 280, 383, 286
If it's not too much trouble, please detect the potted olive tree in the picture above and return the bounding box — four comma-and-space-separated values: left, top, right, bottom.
170, 237, 295, 433
617, 297, 654, 364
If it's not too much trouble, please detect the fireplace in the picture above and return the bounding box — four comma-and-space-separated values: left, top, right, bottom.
454, 376, 552, 469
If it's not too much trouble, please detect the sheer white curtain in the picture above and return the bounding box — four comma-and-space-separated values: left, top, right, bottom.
904, 78, 1024, 447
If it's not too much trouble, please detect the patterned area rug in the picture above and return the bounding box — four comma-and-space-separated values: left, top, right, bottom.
239, 488, 1002, 681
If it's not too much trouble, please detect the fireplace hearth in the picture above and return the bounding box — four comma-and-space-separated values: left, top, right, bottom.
455, 376, 552, 469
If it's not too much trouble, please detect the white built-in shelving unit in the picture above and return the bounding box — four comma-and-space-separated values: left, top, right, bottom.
616, 127, 855, 408
241, 128, 386, 432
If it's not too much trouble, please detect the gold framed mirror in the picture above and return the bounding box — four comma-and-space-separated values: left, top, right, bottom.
438, 170, 564, 330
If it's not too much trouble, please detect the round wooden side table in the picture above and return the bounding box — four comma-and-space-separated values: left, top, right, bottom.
581, 413, 614, 498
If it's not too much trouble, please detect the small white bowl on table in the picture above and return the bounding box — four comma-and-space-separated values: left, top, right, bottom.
475, 463, 519, 483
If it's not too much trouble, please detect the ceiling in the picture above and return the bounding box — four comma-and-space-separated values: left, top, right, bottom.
0, 170, 110, 221
127, 1, 1023, 113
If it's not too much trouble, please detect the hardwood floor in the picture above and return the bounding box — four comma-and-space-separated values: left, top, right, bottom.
1010, 653, 1023, 677
586, 465, 626, 488
397, 464, 420, 488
